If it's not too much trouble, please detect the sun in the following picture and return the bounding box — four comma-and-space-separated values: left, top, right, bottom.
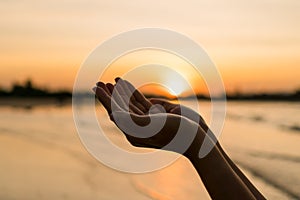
165, 76, 189, 96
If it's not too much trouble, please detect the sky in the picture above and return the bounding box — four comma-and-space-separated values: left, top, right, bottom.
0, 0, 299, 95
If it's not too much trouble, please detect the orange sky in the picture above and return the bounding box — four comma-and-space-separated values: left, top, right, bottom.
0, 0, 299, 95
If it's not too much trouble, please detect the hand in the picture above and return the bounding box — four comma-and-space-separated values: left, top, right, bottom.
93, 78, 265, 200
93, 78, 202, 154
149, 98, 209, 132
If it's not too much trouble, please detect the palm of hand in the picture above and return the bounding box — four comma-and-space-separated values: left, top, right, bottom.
94, 78, 201, 152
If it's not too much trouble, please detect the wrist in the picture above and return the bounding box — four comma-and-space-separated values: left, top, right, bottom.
180, 107, 209, 132
183, 129, 205, 161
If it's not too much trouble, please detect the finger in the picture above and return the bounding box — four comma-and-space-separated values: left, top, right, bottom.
96, 82, 111, 95
117, 78, 133, 99
169, 106, 181, 115
106, 83, 114, 94
149, 98, 177, 112
115, 78, 131, 102
94, 86, 112, 113
117, 78, 144, 114
131, 99, 148, 113
94, 86, 123, 117
123, 80, 152, 111
115, 78, 131, 107
128, 103, 144, 115
115, 77, 121, 82
118, 79, 147, 113
100, 82, 129, 113
111, 84, 130, 112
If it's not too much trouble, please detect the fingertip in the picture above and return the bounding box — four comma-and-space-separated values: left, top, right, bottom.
92, 86, 97, 93
149, 98, 162, 104
94, 86, 105, 96
115, 77, 121, 82
117, 78, 126, 86
96, 82, 105, 87
149, 98, 156, 103
106, 83, 114, 93
123, 80, 135, 90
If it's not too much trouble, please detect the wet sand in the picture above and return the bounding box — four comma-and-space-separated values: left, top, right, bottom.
0, 101, 299, 199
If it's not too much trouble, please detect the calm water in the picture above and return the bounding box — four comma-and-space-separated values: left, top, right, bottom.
0, 101, 299, 200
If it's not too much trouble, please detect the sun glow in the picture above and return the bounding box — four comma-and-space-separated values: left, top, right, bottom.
165, 76, 189, 96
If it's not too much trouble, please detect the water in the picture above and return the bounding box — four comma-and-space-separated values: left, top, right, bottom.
0, 101, 299, 200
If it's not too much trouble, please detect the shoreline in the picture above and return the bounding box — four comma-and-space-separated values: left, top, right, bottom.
0, 96, 299, 106
0, 97, 72, 108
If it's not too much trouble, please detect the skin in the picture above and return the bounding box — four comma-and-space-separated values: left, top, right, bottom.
93, 77, 266, 200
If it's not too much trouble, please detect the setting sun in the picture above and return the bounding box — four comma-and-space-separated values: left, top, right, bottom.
164, 74, 190, 96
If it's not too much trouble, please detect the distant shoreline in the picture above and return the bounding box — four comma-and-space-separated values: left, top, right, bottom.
0, 97, 72, 108
1, 79, 299, 104
0, 95, 298, 108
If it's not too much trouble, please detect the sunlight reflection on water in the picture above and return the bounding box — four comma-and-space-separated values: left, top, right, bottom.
0, 101, 299, 199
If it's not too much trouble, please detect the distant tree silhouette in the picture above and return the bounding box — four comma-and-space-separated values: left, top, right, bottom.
0, 86, 8, 96
25, 79, 33, 90
8, 78, 71, 98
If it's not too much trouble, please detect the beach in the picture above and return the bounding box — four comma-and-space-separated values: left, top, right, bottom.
0, 100, 299, 199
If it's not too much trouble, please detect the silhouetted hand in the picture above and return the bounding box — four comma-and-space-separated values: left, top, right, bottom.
93, 78, 201, 154
93, 78, 265, 200
149, 98, 209, 132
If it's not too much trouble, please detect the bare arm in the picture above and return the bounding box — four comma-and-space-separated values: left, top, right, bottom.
185, 131, 256, 200
93, 77, 264, 200
150, 98, 266, 200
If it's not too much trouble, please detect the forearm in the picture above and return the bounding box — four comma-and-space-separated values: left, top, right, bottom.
185, 132, 256, 200
203, 128, 265, 199
186, 109, 265, 200
217, 145, 266, 200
